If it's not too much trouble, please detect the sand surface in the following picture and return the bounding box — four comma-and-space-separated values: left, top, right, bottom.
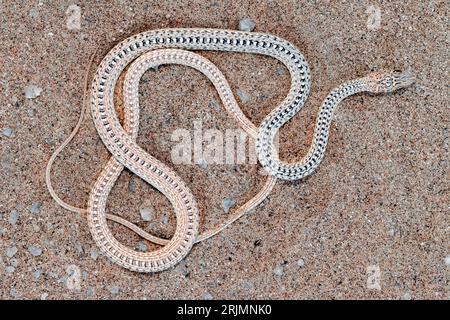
0, 1, 448, 299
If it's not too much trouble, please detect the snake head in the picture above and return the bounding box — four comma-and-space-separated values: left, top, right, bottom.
364, 70, 415, 93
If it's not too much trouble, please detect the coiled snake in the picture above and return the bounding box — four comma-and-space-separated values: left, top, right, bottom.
46, 28, 414, 272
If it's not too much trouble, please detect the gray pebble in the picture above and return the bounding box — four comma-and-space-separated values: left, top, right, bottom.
274, 265, 284, 276
136, 242, 148, 252
10, 288, 18, 298
162, 215, 170, 225
33, 269, 42, 280
27, 108, 37, 117
2, 127, 14, 137
209, 98, 221, 112
10, 258, 18, 267
28, 246, 43, 257
40, 293, 48, 300
445, 255, 450, 266
198, 158, 208, 169
30, 202, 42, 214
29, 8, 39, 18
236, 89, 251, 103
45, 138, 55, 146
0, 213, 3, 220
6, 246, 18, 258
297, 258, 305, 268
24, 85, 42, 99
109, 285, 120, 295
204, 292, 214, 300
239, 18, 256, 32
6, 266, 15, 274
8, 210, 18, 225
90, 248, 98, 261
222, 198, 236, 214
140, 207, 153, 221
276, 66, 286, 76
128, 178, 137, 192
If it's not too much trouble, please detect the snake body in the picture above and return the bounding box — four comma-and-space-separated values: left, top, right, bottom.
47, 28, 414, 272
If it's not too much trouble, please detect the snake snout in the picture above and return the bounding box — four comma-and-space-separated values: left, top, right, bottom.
364, 70, 416, 93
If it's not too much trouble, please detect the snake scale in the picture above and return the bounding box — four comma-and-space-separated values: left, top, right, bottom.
46, 28, 414, 272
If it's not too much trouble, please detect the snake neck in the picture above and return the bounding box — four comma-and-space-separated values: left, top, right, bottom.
257, 78, 367, 181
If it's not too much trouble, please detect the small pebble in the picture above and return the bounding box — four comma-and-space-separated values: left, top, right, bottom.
236, 89, 251, 103
0, 213, 3, 220
274, 265, 284, 276
90, 248, 98, 261
162, 215, 170, 225
33, 269, 42, 280
276, 66, 286, 76
402, 292, 412, 300
209, 98, 221, 112
2, 127, 14, 137
8, 210, 18, 225
204, 292, 214, 300
109, 285, 120, 295
6, 246, 18, 258
29, 8, 39, 18
444, 255, 450, 266
136, 242, 148, 252
198, 158, 208, 169
128, 178, 137, 192
297, 258, 305, 268
239, 18, 256, 32
40, 293, 48, 300
24, 85, 43, 99
30, 202, 42, 214
222, 198, 236, 214
28, 246, 43, 257
10, 259, 18, 267
6, 266, 15, 274
140, 207, 153, 221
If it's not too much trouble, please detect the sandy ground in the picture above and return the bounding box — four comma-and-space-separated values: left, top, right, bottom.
0, 0, 448, 299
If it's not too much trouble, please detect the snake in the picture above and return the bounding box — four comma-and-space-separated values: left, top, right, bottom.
46, 28, 414, 272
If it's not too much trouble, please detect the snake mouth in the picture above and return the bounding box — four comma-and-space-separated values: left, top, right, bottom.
392, 70, 416, 90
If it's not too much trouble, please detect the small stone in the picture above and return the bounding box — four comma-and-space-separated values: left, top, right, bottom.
445, 255, 450, 266
29, 8, 39, 18
236, 89, 251, 103
24, 85, 43, 99
136, 242, 148, 252
274, 265, 284, 276
10, 288, 18, 298
2, 127, 14, 137
45, 138, 55, 146
128, 178, 137, 192
243, 281, 254, 291
297, 258, 305, 268
40, 293, 48, 300
140, 207, 153, 221
239, 18, 256, 32
8, 210, 18, 225
27, 108, 37, 117
222, 198, 236, 214
162, 215, 170, 225
6, 266, 15, 273
198, 158, 208, 169
28, 246, 43, 257
276, 66, 286, 76
10, 259, 18, 267
209, 98, 221, 112
30, 202, 42, 214
402, 292, 412, 300
204, 292, 213, 300
6, 246, 18, 258
0, 213, 3, 220
109, 285, 119, 295
90, 248, 98, 261
33, 269, 42, 280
